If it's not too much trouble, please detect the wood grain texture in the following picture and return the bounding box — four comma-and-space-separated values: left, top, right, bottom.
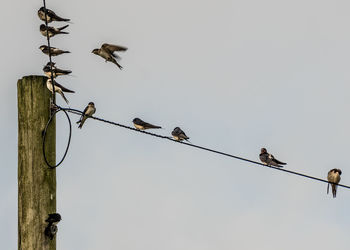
18, 75, 56, 250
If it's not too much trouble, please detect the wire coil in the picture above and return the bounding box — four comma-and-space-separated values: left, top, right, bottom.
42, 108, 72, 169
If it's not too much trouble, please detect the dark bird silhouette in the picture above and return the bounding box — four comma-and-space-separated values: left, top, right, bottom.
259, 148, 286, 167
43, 62, 72, 78
132, 118, 161, 130
44, 223, 58, 240
171, 127, 190, 141
77, 102, 96, 129
327, 168, 342, 198
38, 7, 70, 23
46, 78, 75, 104
40, 24, 69, 37
92, 43, 128, 70
39, 45, 70, 56
45, 213, 62, 224
44, 213, 61, 240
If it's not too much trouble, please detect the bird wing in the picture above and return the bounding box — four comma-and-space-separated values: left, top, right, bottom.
53, 81, 75, 93
269, 154, 286, 165
102, 43, 128, 52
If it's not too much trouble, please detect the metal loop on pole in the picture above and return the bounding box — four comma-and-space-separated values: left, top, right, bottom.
42, 108, 72, 169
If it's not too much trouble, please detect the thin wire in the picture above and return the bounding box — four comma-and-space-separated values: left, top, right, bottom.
42, 0, 56, 104
43, 107, 72, 169
59, 106, 350, 190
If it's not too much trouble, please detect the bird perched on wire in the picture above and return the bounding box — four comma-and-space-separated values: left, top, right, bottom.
77, 102, 96, 129
172, 127, 190, 141
44, 213, 61, 240
133, 118, 161, 130
46, 78, 75, 104
39, 45, 70, 56
259, 148, 286, 167
327, 168, 342, 198
92, 43, 128, 70
43, 62, 72, 78
38, 7, 70, 23
40, 24, 69, 37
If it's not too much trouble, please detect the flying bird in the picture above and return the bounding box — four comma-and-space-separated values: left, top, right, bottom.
38, 7, 70, 23
45, 213, 62, 224
39, 45, 70, 56
77, 102, 96, 129
259, 148, 286, 167
92, 43, 128, 70
40, 24, 69, 37
43, 62, 72, 78
46, 78, 75, 104
133, 118, 161, 130
327, 168, 342, 198
171, 127, 190, 141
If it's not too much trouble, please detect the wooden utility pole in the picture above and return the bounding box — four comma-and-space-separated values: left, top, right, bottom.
17, 75, 56, 250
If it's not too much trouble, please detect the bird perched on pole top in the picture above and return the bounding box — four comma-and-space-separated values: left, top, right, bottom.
77, 102, 96, 129
327, 168, 342, 198
259, 148, 286, 167
40, 24, 69, 37
172, 127, 190, 141
132, 118, 161, 130
46, 78, 75, 104
92, 43, 128, 70
43, 62, 72, 78
38, 7, 70, 23
39, 45, 70, 56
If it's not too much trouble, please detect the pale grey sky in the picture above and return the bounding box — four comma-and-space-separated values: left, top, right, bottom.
1, 0, 350, 249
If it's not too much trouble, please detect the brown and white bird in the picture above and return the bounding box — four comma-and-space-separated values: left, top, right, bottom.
171, 127, 190, 141
77, 102, 96, 129
40, 24, 69, 37
39, 45, 70, 56
259, 148, 286, 167
92, 43, 128, 70
327, 169, 342, 198
46, 78, 75, 104
38, 7, 70, 23
43, 62, 72, 78
132, 118, 161, 130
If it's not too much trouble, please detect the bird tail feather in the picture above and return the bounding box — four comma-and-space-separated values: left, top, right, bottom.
60, 91, 69, 104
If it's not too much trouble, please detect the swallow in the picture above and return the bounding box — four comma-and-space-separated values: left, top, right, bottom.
38, 7, 70, 23
77, 102, 96, 129
45, 213, 62, 224
39, 45, 70, 56
46, 78, 75, 104
259, 148, 286, 167
327, 168, 342, 198
44, 223, 58, 240
132, 118, 161, 130
40, 24, 69, 37
172, 127, 190, 141
43, 62, 72, 78
92, 43, 128, 70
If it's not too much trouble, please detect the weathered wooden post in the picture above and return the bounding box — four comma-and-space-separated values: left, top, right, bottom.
17, 75, 56, 250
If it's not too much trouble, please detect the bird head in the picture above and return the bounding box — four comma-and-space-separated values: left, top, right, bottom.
88, 102, 95, 106
91, 49, 99, 55
133, 118, 141, 123
261, 148, 267, 153
39, 45, 47, 51
40, 24, 46, 30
